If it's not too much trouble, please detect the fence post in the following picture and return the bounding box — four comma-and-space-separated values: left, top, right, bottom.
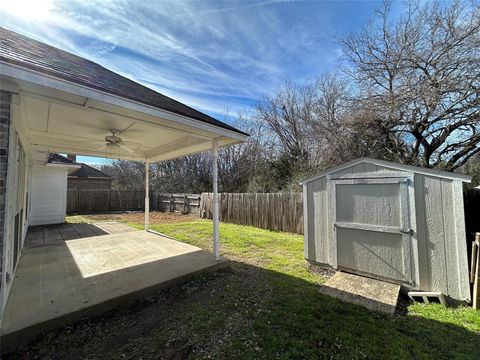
183, 194, 188, 214
473, 233, 480, 310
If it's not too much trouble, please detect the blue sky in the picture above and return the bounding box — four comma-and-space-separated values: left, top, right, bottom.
1, 0, 400, 164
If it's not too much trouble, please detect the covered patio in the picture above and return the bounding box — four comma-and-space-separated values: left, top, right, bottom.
2, 223, 227, 350
0, 28, 247, 350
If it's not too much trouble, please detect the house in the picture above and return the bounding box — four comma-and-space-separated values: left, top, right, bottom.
65, 155, 114, 190
301, 158, 471, 302
0, 27, 248, 347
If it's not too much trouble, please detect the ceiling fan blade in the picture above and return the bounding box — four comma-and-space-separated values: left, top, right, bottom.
94, 144, 107, 151
119, 143, 135, 154
117, 123, 135, 136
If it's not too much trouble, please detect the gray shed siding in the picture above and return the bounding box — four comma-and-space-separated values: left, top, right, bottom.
303, 160, 470, 302
304, 178, 329, 264
413, 175, 470, 300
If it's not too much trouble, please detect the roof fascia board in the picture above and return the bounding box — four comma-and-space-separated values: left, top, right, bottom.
1, 61, 248, 142
146, 136, 243, 162
300, 157, 472, 184
46, 163, 81, 170
32, 143, 145, 162
300, 158, 366, 184
368, 158, 472, 182
0, 78, 20, 93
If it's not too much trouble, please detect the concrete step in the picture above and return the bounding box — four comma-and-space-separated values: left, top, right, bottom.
320, 271, 400, 314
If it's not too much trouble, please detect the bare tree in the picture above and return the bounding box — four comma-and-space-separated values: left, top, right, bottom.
256, 81, 316, 170
100, 160, 145, 190
218, 112, 272, 192
256, 74, 396, 188
340, 0, 480, 170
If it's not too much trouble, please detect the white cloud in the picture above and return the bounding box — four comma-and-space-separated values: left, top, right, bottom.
1, 0, 341, 117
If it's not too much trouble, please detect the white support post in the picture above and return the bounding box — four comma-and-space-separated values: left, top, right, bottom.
144, 160, 150, 231
212, 139, 220, 260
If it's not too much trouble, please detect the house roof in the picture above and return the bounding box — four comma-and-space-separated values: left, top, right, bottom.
69, 163, 113, 179
47, 153, 111, 178
0, 27, 247, 136
47, 153, 78, 165
300, 157, 472, 184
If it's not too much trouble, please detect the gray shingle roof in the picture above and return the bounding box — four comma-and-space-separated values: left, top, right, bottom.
0, 27, 247, 136
69, 163, 113, 179
48, 153, 112, 178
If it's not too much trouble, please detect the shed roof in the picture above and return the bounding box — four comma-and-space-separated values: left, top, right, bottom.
300, 158, 472, 184
0, 27, 247, 136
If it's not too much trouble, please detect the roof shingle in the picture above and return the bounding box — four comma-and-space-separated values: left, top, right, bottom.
69, 163, 113, 179
0, 27, 247, 136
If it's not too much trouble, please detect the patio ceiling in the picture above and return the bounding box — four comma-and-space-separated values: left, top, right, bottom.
3, 68, 248, 166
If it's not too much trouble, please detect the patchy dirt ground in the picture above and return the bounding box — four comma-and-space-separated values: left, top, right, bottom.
5, 266, 256, 360
68, 211, 201, 225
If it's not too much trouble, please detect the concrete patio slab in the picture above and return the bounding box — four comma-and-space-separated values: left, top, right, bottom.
320, 271, 400, 314
25, 222, 136, 248
1, 229, 228, 351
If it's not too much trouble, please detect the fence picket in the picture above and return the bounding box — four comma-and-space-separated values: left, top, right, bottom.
198, 192, 304, 234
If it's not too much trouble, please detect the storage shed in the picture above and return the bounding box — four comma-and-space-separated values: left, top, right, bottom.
29, 154, 80, 226
301, 158, 472, 302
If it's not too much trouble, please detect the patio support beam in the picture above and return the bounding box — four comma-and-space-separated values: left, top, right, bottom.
145, 160, 150, 231
212, 139, 220, 260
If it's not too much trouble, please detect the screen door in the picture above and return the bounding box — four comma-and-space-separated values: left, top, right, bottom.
332, 178, 412, 284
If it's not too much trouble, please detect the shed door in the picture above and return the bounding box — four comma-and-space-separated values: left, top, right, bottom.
332, 178, 412, 284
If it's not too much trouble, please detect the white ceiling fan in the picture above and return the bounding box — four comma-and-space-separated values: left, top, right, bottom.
95, 129, 136, 154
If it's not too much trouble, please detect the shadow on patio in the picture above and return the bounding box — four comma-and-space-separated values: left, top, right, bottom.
1, 226, 227, 352
25, 222, 136, 248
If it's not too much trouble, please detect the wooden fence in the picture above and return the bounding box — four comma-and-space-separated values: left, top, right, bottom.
199, 192, 304, 234
67, 190, 201, 215
154, 193, 201, 215
67, 189, 146, 214
67, 188, 478, 240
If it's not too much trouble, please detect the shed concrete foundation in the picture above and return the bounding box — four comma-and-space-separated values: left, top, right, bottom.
320, 272, 400, 314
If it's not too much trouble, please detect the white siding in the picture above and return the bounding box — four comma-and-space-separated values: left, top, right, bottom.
30, 166, 68, 226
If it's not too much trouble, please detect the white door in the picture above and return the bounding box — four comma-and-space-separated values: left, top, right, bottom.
331, 177, 412, 284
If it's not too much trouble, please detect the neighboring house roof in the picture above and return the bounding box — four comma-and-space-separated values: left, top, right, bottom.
69, 163, 113, 179
47, 153, 111, 178
47, 153, 78, 165
0, 27, 247, 136
300, 157, 472, 184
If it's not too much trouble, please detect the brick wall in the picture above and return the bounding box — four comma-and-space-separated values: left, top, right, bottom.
0, 91, 12, 290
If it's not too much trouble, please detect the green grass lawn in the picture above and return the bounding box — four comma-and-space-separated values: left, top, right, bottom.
15, 216, 479, 359
128, 219, 479, 359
